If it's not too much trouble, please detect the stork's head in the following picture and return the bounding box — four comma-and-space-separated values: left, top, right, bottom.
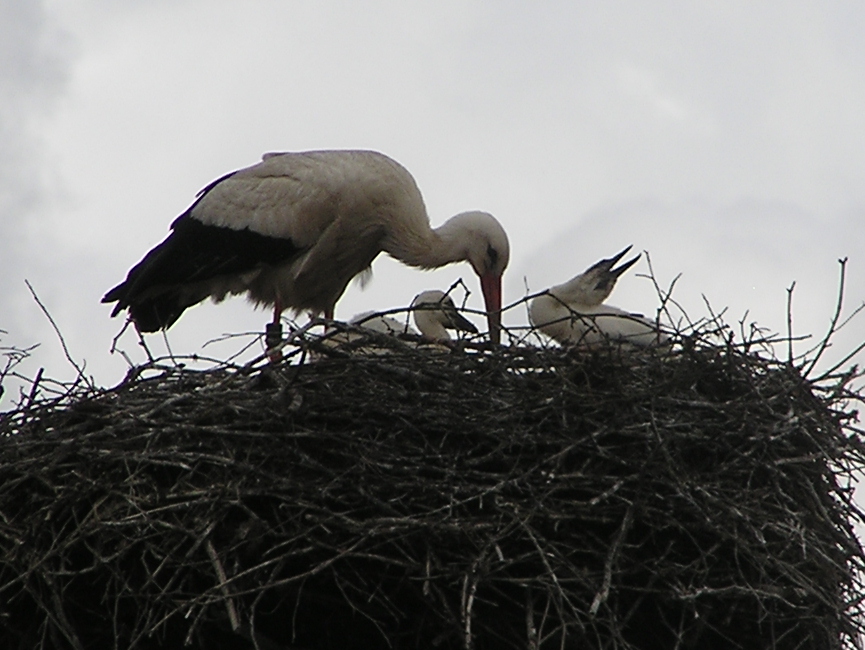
553, 245, 640, 307
411, 290, 478, 341
444, 211, 510, 344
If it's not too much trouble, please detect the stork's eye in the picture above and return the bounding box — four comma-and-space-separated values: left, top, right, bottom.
486, 244, 499, 269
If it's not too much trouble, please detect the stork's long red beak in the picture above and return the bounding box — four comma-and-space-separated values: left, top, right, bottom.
480, 272, 502, 345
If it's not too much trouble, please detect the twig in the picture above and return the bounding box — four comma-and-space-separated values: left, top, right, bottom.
803, 258, 848, 378
205, 540, 240, 632
24, 280, 93, 390
590, 505, 634, 616
786, 281, 796, 364
24, 367, 44, 409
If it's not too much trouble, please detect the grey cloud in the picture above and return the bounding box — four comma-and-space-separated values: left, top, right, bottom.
0, 0, 74, 332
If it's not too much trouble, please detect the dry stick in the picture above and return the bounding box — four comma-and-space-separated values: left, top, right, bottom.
107, 317, 144, 376
809, 299, 865, 383
786, 281, 796, 365
424, 549, 432, 597
240, 317, 324, 371
519, 522, 581, 624
108, 317, 131, 355
139, 523, 222, 641
24, 367, 44, 409
461, 570, 478, 650
248, 588, 270, 650
203, 329, 266, 348
525, 587, 539, 650
641, 251, 682, 331
831, 298, 865, 335
135, 325, 157, 364
198, 536, 371, 600
590, 504, 634, 617
24, 280, 93, 390
643, 251, 688, 332
534, 591, 554, 650
813, 338, 865, 386
0, 338, 37, 385
43, 576, 87, 650
803, 258, 848, 378
205, 539, 240, 633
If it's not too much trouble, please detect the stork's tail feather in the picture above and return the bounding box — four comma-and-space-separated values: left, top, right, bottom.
129, 297, 187, 332
102, 285, 188, 332
101, 284, 127, 314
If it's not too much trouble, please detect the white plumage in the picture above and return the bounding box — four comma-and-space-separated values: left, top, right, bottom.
319, 290, 477, 355
344, 290, 477, 340
103, 150, 510, 343
409, 289, 477, 341
529, 246, 668, 348
346, 313, 416, 337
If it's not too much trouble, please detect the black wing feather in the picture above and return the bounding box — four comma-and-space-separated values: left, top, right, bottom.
103, 213, 301, 331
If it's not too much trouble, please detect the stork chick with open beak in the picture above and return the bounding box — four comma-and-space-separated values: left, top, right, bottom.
529, 246, 668, 348
555, 245, 641, 308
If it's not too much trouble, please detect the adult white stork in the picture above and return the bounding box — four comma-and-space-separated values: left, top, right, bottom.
350, 290, 477, 341
102, 150, 510, 343
529, 246, 668, 347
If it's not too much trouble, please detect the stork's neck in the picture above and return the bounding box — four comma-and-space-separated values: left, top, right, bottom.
413, 310, 449, 341
385, 214, 469, 270
549, 272, 606, 308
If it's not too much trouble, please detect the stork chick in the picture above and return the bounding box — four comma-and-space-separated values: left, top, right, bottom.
346, 290, 477, 342
529, 246, 667, 347
409, 290, 477, 341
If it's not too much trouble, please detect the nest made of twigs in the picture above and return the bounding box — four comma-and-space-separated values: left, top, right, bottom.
0, 313, 864, 650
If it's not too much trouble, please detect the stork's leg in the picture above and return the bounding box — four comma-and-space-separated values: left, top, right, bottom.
265, 298, 284, 362
320, 306, 335, 337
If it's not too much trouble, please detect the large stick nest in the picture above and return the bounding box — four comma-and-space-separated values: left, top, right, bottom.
0, 316, 863, 650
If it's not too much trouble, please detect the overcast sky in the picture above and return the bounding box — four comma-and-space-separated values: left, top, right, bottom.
1, 0, 864, 411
